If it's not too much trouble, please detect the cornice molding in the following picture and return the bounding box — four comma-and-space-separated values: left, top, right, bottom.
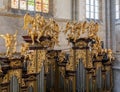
0, 12, 72, 22
0, 12, 23, 18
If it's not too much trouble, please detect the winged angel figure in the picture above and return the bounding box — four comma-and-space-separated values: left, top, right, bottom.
23, 13, 34, 31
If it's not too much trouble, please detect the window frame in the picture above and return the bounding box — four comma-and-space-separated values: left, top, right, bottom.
9, 0, 53, 17
115, 0, 120, 20
85, 0, 100, 20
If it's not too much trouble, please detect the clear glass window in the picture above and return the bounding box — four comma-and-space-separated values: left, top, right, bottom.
115, 0, 120, 19
86, 0, 99, 20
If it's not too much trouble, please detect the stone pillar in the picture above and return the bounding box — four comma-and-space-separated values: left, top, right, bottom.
113, 67, 120, 92
71, 0, 79, 21
113, 53, 120, 92
105, 0, 111, 49
110, 0, 116, 52
105, 0, 116, 51
71, 0, 75, 20
107, 0, 120, 92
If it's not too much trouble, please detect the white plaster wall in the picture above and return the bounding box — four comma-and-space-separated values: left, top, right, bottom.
53, 0, 72, 19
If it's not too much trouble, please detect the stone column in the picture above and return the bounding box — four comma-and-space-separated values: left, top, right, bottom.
105, 0, 111, 49
110, 0, 116, 52
105, 0, 115, 51
107, 0, 120, 92
71, 0, 79, 21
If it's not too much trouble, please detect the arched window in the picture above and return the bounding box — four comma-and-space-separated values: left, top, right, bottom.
11, 0, 49, 13
115, 0, 120, 19
86, 0, 99, 20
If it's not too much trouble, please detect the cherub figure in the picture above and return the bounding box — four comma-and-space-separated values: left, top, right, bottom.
29, 14, 46, 44
0, 33, 12, 56
23, 13, 34, 31
30, 25, 37, 45
2, 74, 8, 83
81, 21, 89, 34
39, 16, 46, 28
88, 21, 95, 36
88, 22, 100, 40
58, 52, 66, 63
22, 79, 26, 86
64, 21, 71, 34
12, 30, 18, 53
0, 31, 18, 57
20, 43, 29, 55
94, 22, 99, 33
66, 56, 74, 71
23, 13, 38, 45
36, 29, 44, 43
0, 64, 2, 73
107, 49, 115, 63
64, 21, 83, 42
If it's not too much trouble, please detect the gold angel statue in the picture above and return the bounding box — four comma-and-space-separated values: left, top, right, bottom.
0, 33, 12, 56
58, 52, 66, 63
12, 30, 18, 53
0, 31, 18, 57
20, 43, 29, 55
23, 13, 60, 47
64, 21, 89, 42
107, 49, 115, 63
23, 13, 34, 31
64, 21, 71, 34
0, 64, 2, 73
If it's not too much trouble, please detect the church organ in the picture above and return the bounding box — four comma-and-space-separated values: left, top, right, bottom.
0, 14, 114, 92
